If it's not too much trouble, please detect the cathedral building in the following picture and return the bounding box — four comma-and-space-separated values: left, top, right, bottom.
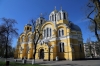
14, 7, 85, 61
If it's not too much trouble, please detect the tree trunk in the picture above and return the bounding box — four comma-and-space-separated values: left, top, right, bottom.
94, 21, 100, 41
6, 33, 9, 60
32, 45, 36, 64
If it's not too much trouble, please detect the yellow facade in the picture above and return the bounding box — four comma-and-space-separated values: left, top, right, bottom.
14, 8, 85, 61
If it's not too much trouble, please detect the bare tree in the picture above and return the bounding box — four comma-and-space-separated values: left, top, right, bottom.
87, 0, 100, 41
0, 24, 10, 57
86, 0, 100, 57
31, 19, 42, 64
0, 18, 18, 60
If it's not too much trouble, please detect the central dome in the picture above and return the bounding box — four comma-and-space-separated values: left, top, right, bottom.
50, 10, 58, 14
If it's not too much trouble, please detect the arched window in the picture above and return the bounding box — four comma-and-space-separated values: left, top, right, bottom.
44, 29, 46, 37
62, 30, 64, 36
50, 28, 52, 36
80, 44, 82, 52
63, 13, 66, 19
62, 43, 64, 52
27, 27, 29, 30
47, 28, 49, 37
48, 28, 50, 37
40, 20, 42, 24
59, 42, 64, 52
58, 30, 60, 37
58, 29, 64, 37
44, 28, 52, 38
52, 15, 54, 21
59, 43, 61, 52
50, 16, 51, 21
55, 14, 56, 21
45, 29, 47, 37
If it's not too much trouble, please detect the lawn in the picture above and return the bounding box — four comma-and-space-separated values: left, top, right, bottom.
0, 61, 46, 66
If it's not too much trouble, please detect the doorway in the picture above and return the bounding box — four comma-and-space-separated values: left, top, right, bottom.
39, 49, 44, 59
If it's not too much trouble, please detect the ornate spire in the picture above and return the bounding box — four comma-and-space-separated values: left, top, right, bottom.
40, 13, 43, 17
60, 6, 62, 10
28, 20, 31, 24
54, 6, 56, 10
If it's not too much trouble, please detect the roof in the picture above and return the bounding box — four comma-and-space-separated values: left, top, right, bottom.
26, 24, 32, 26
50, 10, 58, 14
68, 22, 81, 32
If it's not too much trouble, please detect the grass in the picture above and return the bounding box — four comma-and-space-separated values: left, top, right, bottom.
0, 61, 46, 66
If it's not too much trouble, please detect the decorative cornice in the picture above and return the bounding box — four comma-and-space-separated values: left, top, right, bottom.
21, 42, 28, 44
41, 35, 83, 42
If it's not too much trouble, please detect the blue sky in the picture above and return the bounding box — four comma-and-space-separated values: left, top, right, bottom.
0, 0, 97, 47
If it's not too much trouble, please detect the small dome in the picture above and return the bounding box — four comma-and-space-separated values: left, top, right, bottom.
50, 6, 58, 14
51, 10, 58, 14
68, 22, 81, 31
26, 24, 32, 26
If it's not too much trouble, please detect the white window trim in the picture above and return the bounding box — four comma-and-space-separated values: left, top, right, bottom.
58, 42, 64, 52
58, 29, 64, 37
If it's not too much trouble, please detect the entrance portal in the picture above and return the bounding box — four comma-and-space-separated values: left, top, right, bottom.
39, 49, 44, 59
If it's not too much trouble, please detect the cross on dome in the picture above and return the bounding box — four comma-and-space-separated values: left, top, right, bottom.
28, 20, 31, 24
54, 6, 56, 10
60, 6, 62, 10
40, 13, 43, 17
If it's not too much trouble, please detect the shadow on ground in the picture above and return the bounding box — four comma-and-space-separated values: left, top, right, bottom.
74, 58, 100, 61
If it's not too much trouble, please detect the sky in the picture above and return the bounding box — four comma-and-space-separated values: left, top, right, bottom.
0, 0, 97, 48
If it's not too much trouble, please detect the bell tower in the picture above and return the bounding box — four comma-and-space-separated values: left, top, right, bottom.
24, 23, 32, 33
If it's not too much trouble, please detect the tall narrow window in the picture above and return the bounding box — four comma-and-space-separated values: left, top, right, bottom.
63, 13, 66, 19
45, 29, 47, 37
59, 30, 60, 37
41, 20, 42, 24
27, 27, 29, 30
60, 30, 62, 36
50, 28, 51, 36
59, 43, 61, 52
52, 15, 54, 21
50, 16, 51, 21
80, 44, 82, 52
62, 43, 64, 52
62, 30, 64, 36
48, 28, 50, 37
44, 30, 45, 37
55, 14, 56, 21
47, 28, 49, 37
59, 42, 64, 52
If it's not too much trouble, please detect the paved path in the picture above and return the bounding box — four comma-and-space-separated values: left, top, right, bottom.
0, 58, 100, 66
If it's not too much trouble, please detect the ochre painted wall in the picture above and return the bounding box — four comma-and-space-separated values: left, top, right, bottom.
14, 19, 85, 61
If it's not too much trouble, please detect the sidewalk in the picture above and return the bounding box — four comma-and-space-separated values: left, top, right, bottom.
15, 59, 100, 66
1, 58, 100, 66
